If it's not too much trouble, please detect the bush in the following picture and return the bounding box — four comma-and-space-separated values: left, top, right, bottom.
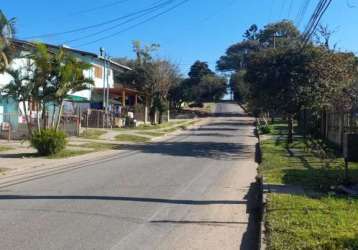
260, 124, 272, 134
31, 129, 67, 156
188, 102, 204, 108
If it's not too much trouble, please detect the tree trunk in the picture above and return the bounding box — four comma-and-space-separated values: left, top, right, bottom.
55, 99, 64, 131
42, 102, 47, 129
36, 102, 41, 133
288, 114, 293, 144
22, 101, 32, 137
51, 103, 56, 128
303, 109, 307, 140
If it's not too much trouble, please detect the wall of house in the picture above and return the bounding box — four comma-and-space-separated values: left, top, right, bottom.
69, 54, 114, 101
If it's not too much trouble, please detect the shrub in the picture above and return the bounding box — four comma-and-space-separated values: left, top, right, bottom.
31, 129, 67, 156
260, 124, 272, 134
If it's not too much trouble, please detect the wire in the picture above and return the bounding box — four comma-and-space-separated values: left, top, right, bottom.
287, 0, 294, 20
75, 0, 189, 48
63, 2, 174, 44
22, 0, 174, 40
295, 0, 311, 27
302, 0, 333, 46
68, 0, 131, 16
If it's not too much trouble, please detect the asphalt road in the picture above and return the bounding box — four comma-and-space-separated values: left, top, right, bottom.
0, 102, 260, 250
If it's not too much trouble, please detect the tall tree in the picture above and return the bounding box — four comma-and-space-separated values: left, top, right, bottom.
0, 10, 15, 72
1, 63, 34, 135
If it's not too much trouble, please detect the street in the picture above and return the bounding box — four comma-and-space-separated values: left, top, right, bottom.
0, 103, 260, 250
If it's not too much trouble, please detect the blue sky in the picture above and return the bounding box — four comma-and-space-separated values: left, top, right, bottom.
2, 0, 358, 75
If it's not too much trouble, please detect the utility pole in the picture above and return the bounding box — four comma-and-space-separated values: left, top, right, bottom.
106, 55, 111, 128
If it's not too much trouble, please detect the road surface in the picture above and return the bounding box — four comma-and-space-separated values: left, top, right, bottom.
0, 102, 260, 250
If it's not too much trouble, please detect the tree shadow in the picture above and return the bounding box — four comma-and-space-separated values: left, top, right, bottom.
0, 195, 247, 205
282, 168, 358, 191
205, 122, 254, 127
120, 141, 253, 161
177, 133, 234, 138
191, 127, 239, 132
240, 182, 261, 250
0, 152, 39, 159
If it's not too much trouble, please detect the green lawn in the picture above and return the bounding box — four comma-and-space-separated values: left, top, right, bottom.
46, 149, 93, 159
115, 134, 150, 143
0, 146, 12, 152
266, 194, 358, 250
137, 131, 166, 137
260, 121, 358, 250
79, 129, 107, 140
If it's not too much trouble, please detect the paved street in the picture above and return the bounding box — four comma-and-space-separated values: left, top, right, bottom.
0, 102, 260, 250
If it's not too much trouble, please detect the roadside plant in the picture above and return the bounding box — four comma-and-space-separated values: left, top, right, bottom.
30, 128, 67, 156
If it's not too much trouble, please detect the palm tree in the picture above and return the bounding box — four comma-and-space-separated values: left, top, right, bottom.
50, 49, 93, 130
0, 10, 15, 72
1, 65, 35, 136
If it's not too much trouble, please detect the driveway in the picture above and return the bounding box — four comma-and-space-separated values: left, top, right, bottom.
0, 102, 260, 250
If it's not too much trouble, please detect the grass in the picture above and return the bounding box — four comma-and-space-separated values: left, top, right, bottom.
46, 149, 93, 159
0, 146, 12, 152
260, 120, 358, 250
80, 129, 107, 140
266, 194, 358, 250
115, 134, 150, 143
258, 122, 358, 190
138, 131, 166, 137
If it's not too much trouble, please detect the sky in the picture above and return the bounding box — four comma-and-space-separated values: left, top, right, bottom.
2, 0, 358, 75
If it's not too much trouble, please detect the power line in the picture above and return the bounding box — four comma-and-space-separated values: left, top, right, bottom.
302, 0, 333, 46
68, 0, 131, 16
295, 0, 311, 27
75, 0, 189, 48
62, 1, 174, 44
287, 0, 294, 20
22, 0, 174, 40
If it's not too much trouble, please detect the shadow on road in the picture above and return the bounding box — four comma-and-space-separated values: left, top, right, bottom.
240, 182, 261, 250
0, 195, 247, 205
120, 141, 253, 160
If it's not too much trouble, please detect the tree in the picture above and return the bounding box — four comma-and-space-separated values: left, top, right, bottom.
245, 45, 356, 143
117, 41, 180, 123
1, 43, 93, 135
195, 75, 227, 102
1, 63, 35, 135
176, 60, 227, 104
229, 71, 249, 102
0, 10, 15, 72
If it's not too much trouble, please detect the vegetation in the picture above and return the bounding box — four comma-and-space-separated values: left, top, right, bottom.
115, 134, 150, 143
260, 121, 358, 249
0, 145, 12, 152
259, 122, 358, 190
115, 41, 180, 124
30, 129, 67, 156
169, 61, 227, 111
1, 43, 93, 136
0, 10, 15, 72
80, 129, 107, 140
266, 194, 358, 250
46, 149, 93, 159
217, 21, 357, 143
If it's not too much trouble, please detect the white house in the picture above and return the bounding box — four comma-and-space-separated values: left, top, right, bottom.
0, 39, 142, 132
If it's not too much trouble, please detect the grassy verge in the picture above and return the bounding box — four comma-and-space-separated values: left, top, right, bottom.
260, 121, 358, 250
46, 149, 93, 159
115, 134, 150, 143
0, 146, 13, 152
80, 129, 107, 140
266, 193, 358, 250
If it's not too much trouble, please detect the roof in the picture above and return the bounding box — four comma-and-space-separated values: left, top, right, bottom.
11, 39, 132, 72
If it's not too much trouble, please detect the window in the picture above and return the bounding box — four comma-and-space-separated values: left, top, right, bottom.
94, 65, 103, 79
